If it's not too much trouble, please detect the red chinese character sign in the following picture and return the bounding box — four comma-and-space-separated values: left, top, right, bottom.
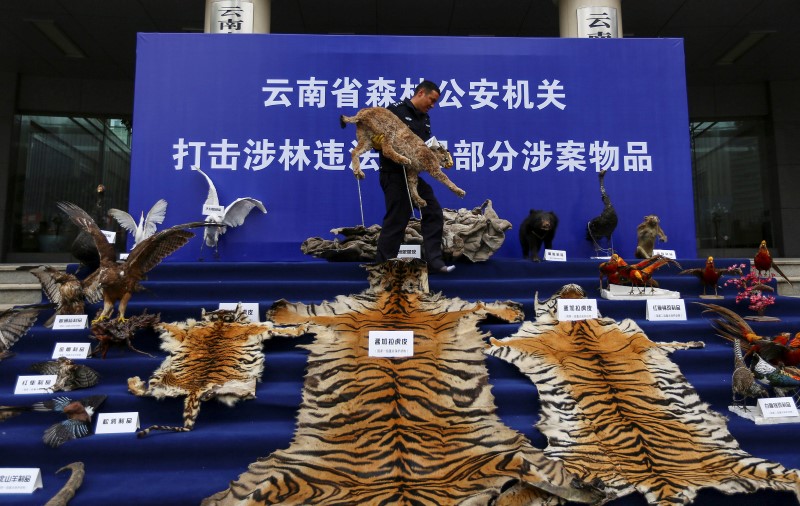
131, 34, 695, 261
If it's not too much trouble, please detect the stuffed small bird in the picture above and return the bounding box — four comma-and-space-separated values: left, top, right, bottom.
30, 357, 100, 392
194, 167, 266, 254
0, 394, 106, 447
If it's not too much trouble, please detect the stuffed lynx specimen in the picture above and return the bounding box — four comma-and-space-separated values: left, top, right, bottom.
204, 259, 606, 506
487, 285, 800, 505
340, 107, 465, 207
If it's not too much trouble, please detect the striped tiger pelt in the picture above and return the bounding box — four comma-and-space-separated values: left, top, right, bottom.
203, 259, 606, 506
488, 286, 800, 505
127, 304, 305, 437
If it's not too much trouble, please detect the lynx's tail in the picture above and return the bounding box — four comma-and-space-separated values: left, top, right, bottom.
340, 114, 356, 129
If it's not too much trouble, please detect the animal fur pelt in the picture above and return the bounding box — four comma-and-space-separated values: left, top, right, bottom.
127, 304, 306, 436
203, 259, 606, 506
440, 199, 512, 262
487, 285, 800, 505
301, 200, 511, 263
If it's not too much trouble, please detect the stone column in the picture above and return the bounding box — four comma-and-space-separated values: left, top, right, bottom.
556, 0, 623, 38
204, 0, 271, 34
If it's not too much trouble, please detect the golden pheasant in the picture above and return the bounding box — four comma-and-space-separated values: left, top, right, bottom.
754, 240, 793, 287
679, 256, 742, 296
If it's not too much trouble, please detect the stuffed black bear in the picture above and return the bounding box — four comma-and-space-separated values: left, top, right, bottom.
519, 209, 558, 262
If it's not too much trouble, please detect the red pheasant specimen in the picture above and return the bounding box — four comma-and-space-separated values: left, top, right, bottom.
698, 302, 800, 373
754, 240, 793, 287
617, 255, 681, 294
57, 201, 208, 322
679, 256, 742, 296
598, 253, 627, 290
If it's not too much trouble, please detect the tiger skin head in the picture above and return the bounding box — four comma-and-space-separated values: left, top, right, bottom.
364, 258, 429, 294
200, 303, 250, 324
534, 283, 590, 323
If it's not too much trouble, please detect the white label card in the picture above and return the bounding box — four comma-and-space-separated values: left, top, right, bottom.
203, 204, 225, 216
14, 375, 57, 394
119, 252, 129, 260
218, 302, 260, 322
646, 298, 687, 321
0, 468, 42, 494
52, 314, 88, 330
557, 299, 599, 321
653, 249, 677, 259
101, 230, 116, 244
368, 330, 414, 358
544, 249, 567, 261
52, 343, 91, 359
758, 397, 799, 418
397, 244, 421, 259
95, 412, 141, 433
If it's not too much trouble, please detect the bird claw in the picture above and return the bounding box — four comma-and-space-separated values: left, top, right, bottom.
116, 316, 128, 323
91, 315, 109, 325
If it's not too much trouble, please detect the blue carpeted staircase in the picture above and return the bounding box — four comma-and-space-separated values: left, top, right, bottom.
1, 258, 799, 505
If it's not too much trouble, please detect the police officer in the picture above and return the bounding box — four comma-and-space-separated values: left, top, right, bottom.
374, 80, 455, 274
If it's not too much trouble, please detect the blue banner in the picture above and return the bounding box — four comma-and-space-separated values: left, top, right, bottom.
131, 33, 695, 261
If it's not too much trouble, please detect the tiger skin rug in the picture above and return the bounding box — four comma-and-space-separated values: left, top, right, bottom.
487, 284, 800, 505
127, 304, 306, 437
203, 259, 606, 506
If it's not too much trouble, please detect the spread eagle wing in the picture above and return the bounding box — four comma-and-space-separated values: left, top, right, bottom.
57, 201, 116, 263
222, 198, 267, 227
125, 222, 206, 278
0, 306, 43, 357
81, 274, 103, 305
29, 266, 66, 307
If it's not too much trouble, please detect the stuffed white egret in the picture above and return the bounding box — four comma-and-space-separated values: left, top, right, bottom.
108, 199, 168, 249
195, 167, 266, 253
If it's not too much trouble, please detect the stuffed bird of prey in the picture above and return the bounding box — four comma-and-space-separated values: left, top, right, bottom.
0, 305, 48, 361
108, 198, 168, 249
194, 167, 266, 253
28, 265, 102, 328
57, 201, 207, 322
